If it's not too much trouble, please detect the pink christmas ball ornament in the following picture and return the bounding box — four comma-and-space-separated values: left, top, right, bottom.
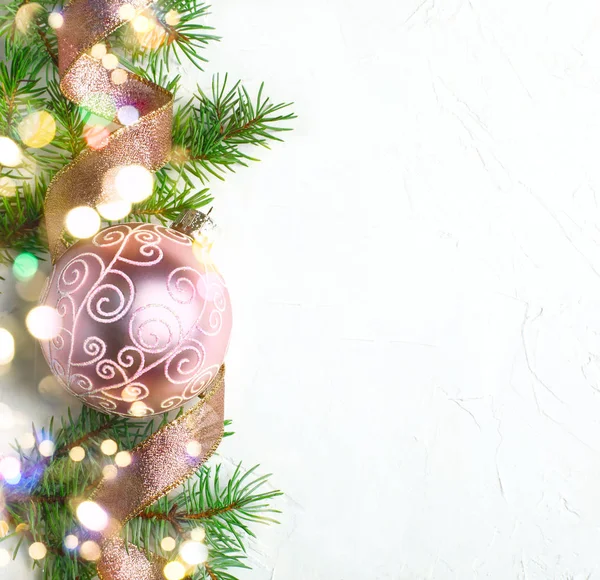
39, 221, 233, 417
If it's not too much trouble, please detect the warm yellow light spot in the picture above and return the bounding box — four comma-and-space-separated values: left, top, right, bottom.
18, 111, 56, 148
0, 521, 9, 538
19, 432, 36, 450
90, 43, 107, 59
186, 440, 202, 458
111, 68, 128, 85
80, 540, 102, 561
48, 11, 63, 29
163, 561, 186, 580
118, 3, 136, 20
114, 165, 154, 203
28, 542, 47, 560
64, 535, 79, 550
15, 3, 42, 34
122, 385, 140, 402
164, 9, 181, 26
38, 375, 63, 397
192, 236, 214, 265
129, 401, 150, 416
102, 465, 118, 480
0, 137, 22, 167
16, 523, 30, 533
77, 501, 109, 532
0, 329, 14, 365
179, 540, 208, 565
137, 22, 167, 50
66, 206, 101, 239
97, 197, 132, 221
101, 54, 119, 70
0, 176, 16, 197
38, 439, 55, 457
115, 451, 132, 467
190, 526, 205, 542
26, 306, 61, 340
133, 14, 151, 32
0, 548, 9, 567
100, 439, 118, 456
69, 446, 86, 462
161, 536, 176, 552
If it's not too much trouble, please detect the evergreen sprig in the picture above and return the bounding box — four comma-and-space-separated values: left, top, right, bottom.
2, 406, 280, 580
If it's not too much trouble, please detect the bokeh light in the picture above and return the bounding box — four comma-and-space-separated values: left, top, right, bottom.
0, 549, 10, 567
19, 433, 36, 450
13, 252, 38, 282
111, 69, 128, 85
64, 535, 79, 550
132, 14, 152, 32
117, 105, 139, 126
114, 165, 154, 203
18, 111, 56, 148
84, 125, 111, 150
186, 440, 202, 458
102, 465, 118, 480
0, 521, 8, 538
15, 3, 42, 34
48, 12, 63, 29
77, 501, 109, 532
163, 561, 186, 580
129, 401, 151, 417
26, 306, 61, 340
101, 54, 119, 70
97, 196, 131, 221
0, 457, 21, 481
118, 3, 136, 20
38, 440, 55, 457
165, 10, 181, 26
91, 43, 107, 59
80, 540, 102, 561
0, 137, 22, 167
115, 451, 132, 467
28, 542, 47, 560
100, 439, 118, 456
0, 176, 16, 197
190, 527, 206, 542
0, 329, 15, 365
66, 206, 101, 239
179, 540, 208, 565
38, 375, 65, 398
69, 446, 86, 462
161, 536, 176, 552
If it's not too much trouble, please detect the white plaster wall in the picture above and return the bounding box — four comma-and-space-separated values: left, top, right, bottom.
4, 0, 600, 578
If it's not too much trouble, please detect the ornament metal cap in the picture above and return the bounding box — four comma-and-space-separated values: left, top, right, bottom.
171, 208, 214, 237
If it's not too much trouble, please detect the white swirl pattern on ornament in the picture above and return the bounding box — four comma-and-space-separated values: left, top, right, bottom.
40, 223, 232, 416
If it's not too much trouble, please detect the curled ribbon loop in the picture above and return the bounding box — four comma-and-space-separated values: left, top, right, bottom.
46, 0, 173, 262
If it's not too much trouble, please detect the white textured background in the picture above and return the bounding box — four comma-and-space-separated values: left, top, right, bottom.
4, 0, 600, 578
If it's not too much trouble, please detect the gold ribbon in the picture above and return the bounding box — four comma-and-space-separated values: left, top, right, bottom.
46, 0, 173, 262
94, 367, 225, 580
46, 2, 226, 577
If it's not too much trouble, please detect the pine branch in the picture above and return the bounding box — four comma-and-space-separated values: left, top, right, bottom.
170, 74, 296, 185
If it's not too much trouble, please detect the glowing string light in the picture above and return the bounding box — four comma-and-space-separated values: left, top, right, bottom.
69, 446, 86, 462
163, 561, 186, 580
38, 440, 55, 457
28, 543, 47, 560
0, 137, 22, 167
13, 252, 38, 281
26, 306, 61, 340
48, 12, 63, 29
66, 206, 101, 239
179, 541, 208, 565
77, 501, 109, 532
101, 439, 118, 456
17, 111, 56, 148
